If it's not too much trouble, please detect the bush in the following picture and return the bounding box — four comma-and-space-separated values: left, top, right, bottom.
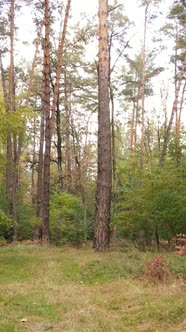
0, 209, 13, 240
145, 256, 172, 283
0, 236, 6, 246
16, 203, 36, 240
50, 192, 86, 246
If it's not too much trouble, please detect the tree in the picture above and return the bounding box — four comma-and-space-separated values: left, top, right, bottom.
42, 0, 71, 242
4, 0, 18, 240
94, 0, 112, 251
160, 1, 186, 167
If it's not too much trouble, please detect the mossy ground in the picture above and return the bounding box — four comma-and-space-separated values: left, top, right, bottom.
0, 243, 185, 331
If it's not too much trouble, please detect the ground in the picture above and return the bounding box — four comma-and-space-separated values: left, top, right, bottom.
0, 243, 185, 331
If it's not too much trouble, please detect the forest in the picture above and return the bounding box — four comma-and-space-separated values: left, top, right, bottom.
0, 0, 186, 250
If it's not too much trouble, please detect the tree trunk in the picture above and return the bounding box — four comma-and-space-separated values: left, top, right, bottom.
56, 96, 63, 188
94, 0, 112, 251
31, 118, 36, 204
7, 0, 17, 240
35, 106, 45, 239
42, 0, 51, 242
0, 53, 8, 106
175, 81, 186, 164
27, 23, 43, 103
64, 70, 72, 191
42, 0, 71, 242
140, 3, 149, 168
160, 54, 186, 167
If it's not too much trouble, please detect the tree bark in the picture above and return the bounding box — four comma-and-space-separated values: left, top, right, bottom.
64, 70, 72, 191
56, 96, 63, 188
160, 54, 186, 167
140, 3, 149, 168
175, 81, 186, 164
42, 0, 51, 242
94, 0, 112, 251
27, 23, 43, 103
42, 0, 71, 242
7, 0, 18, 240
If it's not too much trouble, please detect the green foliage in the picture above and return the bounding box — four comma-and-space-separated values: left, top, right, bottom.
0, 186, 10, 212
0, 209, 13, 240
113, 160, 186, 243
16, 202, 36, 240
0, 102, 29, 143
50, 192, 88, 245
0, 195, 37, 242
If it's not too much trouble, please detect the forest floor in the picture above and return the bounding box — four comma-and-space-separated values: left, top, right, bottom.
0, 242, 185, 332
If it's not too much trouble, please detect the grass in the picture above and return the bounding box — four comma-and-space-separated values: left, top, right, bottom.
0, 244, 185, 332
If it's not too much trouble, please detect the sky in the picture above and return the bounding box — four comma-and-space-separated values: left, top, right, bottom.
3, 0, 177, 126
15, 0, 171, 65
14, 2, 171, 81
12, 0, 173, 111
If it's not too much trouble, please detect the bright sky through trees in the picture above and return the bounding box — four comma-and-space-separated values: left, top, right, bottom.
10, 0, 173, 123
15, 0, 170, 63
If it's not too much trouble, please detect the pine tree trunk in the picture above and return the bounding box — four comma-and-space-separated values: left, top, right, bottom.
94, 0, 112, 251
35, 109, 44, 239
56, 97, 63, 188
160, 54, 186, 167
64, 71, 72, 191
31, 118, 36, 204
42, 0, 71, 242
42, 0, 51, 242
140, 3, 149, 168
0, 53, 8, 106
27, 23, 43, 101
5, 0, 15, 198
175, 81, 186, 164
8, 0, 17, 239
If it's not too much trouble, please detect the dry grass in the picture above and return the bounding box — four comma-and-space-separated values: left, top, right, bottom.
0, 244, 185, 331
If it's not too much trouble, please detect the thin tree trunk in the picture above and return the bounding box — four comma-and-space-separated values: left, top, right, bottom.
108, 33, 116, 190
42, 0, 51, 242
50, 0, 71, 128
110, 83, 116, 193
27, 23, 43, 103
64, 71, 72, 191
155, 225, 160, 252
0, 53, 8, 106
27, 24, 43, 214
35, 106, 45, 239
70, 113, 82, 193
160, 54, 186, 167
42, 0, 71, 242
175, 81, 186, 164
130, 81, 138, 155
94, 0, 112, 251
36, 112, 45, 219
140, 3, 149, 168
56, 96, 63, 188
31, 118, 36, 204
8, 0, 17, 240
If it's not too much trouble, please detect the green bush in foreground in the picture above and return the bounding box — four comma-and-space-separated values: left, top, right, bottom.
50, 192, 90, 245
0, 209, 13, 241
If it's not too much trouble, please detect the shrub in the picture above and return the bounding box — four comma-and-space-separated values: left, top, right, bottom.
0, 236, 6, 246
145, 256, 172, 283
16, 203, 36, 240
0, 209, 13, 240
50, 192, 86, 246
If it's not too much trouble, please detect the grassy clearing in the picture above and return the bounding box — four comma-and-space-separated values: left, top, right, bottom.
0, 244, 185, 332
